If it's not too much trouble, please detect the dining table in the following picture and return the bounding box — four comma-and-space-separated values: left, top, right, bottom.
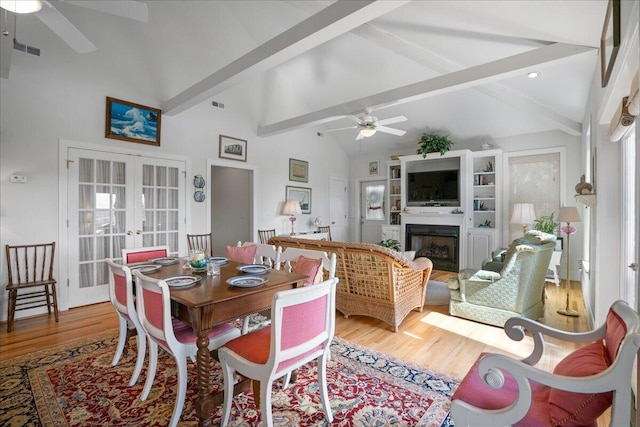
139, 257, 308, 427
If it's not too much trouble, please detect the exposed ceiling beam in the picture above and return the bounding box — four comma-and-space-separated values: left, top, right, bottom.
162, 0, 410, 116
257, 42, 594, 137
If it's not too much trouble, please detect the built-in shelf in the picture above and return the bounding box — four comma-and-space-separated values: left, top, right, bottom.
575, 194, 596, 207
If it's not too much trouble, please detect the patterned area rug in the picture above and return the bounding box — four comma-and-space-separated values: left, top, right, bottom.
1, 330, 459, 426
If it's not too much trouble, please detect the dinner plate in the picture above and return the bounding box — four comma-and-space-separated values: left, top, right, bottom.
128, 264, 161, 274
208, 256, 229, 265
236, 264, 269, 275
152, 257, 179, 265
226, 276, 269, 288
165, 275, 201, 287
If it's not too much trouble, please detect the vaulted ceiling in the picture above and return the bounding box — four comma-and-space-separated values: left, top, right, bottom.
0, 1, 607, 156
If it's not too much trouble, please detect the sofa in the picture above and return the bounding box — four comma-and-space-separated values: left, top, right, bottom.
268, 237, 433, 332
447, 230, 556, 327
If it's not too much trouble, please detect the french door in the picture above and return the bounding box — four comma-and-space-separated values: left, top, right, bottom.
360, 180, 386, 244
67, 148, 186, 307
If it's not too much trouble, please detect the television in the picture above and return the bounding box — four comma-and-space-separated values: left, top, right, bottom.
407, 169, 460, 206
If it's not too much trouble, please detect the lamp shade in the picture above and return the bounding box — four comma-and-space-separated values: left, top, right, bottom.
282, 200, 302, 216
557, 206, 581, 223
510, 203, 536, 225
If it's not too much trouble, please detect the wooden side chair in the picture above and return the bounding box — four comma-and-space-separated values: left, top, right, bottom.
257, 229, 276, 244
219, 277, 338, 427
187, 233, 213, 257
5, 242, 58, 332
121, 245, 170, 264
317, 225, 332, 240
133, 270, 241, 427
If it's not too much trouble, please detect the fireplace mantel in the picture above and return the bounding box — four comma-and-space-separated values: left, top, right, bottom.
402, 212, 467, 227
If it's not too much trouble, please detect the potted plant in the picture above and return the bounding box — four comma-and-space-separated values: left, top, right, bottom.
378, 239, 401, 252
534, 212, 558, 234
417, 133, 453, 157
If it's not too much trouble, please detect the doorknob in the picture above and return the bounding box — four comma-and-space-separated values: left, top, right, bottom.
136, 230, 142, 235
331, 221, 335, 224
126, 230, 133, 236
630, 263, 639, 272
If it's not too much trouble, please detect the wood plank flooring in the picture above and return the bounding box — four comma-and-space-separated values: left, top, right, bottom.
0, 271, 605, 424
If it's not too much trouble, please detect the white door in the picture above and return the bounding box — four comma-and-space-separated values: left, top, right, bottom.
360, 180, 386, 244
67, 148, 186, 307
329, 177, 348, 241
621, 127, 637, 309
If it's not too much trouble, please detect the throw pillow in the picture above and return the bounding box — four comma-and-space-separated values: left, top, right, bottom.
604, 307, 627, 362
548, 340, 613, 426
293, 255, 323, 285
226, 245, 257, 264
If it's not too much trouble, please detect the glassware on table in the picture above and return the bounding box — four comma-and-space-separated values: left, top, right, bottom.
207, 260, 220, 276
190, 249, 207, 269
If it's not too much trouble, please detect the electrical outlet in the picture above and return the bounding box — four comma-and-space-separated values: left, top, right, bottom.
10, 174, 27, 183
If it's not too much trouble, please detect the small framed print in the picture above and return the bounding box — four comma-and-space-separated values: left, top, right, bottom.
285, 185, 311, 214
105, 97, 161, 146
289, 158, 308, 182
368, 161, 379, 176
219, 135, 247, 162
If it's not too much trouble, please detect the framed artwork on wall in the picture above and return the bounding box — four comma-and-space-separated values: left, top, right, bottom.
285, 185, 311, 214
289, 158, 308, 182
600, 0, 620, 88
105, 97, 161, 146
219, 135, 247, 162
369, 161, 379, 175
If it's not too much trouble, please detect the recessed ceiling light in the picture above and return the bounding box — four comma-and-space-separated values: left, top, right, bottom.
527, 71, 541, 79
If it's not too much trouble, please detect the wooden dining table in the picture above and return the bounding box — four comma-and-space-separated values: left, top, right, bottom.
144, 259, 307, 427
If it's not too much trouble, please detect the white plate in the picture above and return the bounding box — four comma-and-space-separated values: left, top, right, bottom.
209, 256, 229, 265
165, 275, 200, 287
226, 276, 269, 288
128, 264, 161, 274
236, 264, 268, 275
152, 257, 179, 265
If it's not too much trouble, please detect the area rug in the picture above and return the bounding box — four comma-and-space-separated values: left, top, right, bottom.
0, 331, 459, 426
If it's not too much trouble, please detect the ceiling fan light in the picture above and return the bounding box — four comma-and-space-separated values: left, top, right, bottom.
360, 128, 376, 138
0, 0, 42, 13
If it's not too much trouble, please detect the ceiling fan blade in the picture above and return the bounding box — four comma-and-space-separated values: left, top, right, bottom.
346, 115, 363, 124
65, 1, 149, 22
37, 3, 96, 53
376, 126, 406, 136
376, 115, 407, 126
325, 125, 358, 132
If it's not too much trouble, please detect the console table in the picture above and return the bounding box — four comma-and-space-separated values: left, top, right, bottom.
278, 232, 329, 241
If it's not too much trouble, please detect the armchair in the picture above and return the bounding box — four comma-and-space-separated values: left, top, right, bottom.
448, 231, 556, 327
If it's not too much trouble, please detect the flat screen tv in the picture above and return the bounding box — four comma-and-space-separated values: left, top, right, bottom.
407, 169, 460, 206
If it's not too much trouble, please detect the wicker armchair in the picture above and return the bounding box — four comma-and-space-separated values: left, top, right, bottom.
268, 236, 433, 332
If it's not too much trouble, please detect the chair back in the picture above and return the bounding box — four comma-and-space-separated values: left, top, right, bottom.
187, 233, 213, 257
5, 242, 55, 286
133, 270, 176, 353
257, 229, 276, 244
269, 278, 337, 376
238, 242, 282, 269
122, 246, 169, 264
105, 259, 136, 321
280, 247, 336, 283
317, 225, 332, 240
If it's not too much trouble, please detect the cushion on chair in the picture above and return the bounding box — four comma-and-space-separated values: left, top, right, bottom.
519, 230, 557, 245
604, 308, 627, 362
172, 318, 238, 345
224, 326, 272, 364
549, 340, 613, 426
126, 249, 168, 263
293, 255, 323, 285
226, 245, 257, 264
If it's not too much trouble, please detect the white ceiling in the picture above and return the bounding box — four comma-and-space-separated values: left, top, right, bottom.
0, 0, 608, 156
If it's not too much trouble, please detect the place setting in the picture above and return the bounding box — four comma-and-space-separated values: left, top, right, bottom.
226, 263, 271, 288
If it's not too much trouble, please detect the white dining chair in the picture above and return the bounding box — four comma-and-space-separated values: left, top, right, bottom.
121, 245, 170, 264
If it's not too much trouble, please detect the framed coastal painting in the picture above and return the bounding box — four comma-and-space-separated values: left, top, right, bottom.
219, 135, 247, 162
105, 97, 161, 146
369, 161, 379, 175
285, 185, 311, 214
289, 158, 308, 182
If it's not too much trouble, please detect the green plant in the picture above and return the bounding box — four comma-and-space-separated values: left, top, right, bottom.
534, 212, 558, 234
416, 133, 453, 157
378, 239, 401, 252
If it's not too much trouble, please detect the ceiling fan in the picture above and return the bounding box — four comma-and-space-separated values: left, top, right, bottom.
326, 112, 407, 140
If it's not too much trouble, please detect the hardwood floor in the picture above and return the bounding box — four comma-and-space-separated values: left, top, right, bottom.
0, 272, 604, 423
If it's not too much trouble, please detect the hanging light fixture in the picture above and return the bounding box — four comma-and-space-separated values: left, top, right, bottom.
0, 0, 42, 14
359, 126, 376, 138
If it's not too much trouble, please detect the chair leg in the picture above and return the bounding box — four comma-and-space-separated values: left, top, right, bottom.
220, 352, 236, 426
169, 356, 188, 427
317, 353, 333, 423
141, 340, 158, 401
50, 283, 59, 322
112, 316, 128, 366
129, 329, 146, 386
7, 289, 16, 332
259, 380, 274, 427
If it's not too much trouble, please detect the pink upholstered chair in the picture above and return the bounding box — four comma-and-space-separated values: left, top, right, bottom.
133, 270, 241, 427
279, 247, 337, 285
451, 300, 640, 427
121, 245, 170, 264
218, 277, 338, 427
226, 244, 257, 264
105, 259, 146, 386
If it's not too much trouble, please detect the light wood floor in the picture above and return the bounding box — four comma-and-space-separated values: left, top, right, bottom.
0, 272, 604, 423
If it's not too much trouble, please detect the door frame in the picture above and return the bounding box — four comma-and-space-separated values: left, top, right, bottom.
354, 176, 387, 243
58, 139, 191, 311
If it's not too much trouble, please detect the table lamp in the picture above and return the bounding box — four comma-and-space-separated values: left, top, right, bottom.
557, 206, 581, 317
283, 200, 302, 235
510, 203, 536, 234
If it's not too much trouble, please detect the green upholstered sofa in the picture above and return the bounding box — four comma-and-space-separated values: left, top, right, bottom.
447, 231, 556, 327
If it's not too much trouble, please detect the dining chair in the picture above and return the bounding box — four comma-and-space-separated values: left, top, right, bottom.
187, 232, 213, 257
122, 245, 170, 264
133, 270, 241, 427
105, 258, 146, 386
257, 229, 276, 244
5, 242, 58, 332
317, 225, 332, 241
219, 277, 338, 427
279, 247, 337, 285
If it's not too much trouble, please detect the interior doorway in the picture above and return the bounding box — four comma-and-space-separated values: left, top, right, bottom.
360, 179, 386, 244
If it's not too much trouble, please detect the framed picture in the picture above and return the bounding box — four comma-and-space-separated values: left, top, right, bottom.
289, 158, 308, 182
368, 161, 379, 175
600, 0, 620, 88
219, 135, 247, 162
285, 185, 311, 214
105, 97, 161, 146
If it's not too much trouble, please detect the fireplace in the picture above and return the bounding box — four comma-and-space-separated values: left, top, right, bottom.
405, 224, 460, 272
